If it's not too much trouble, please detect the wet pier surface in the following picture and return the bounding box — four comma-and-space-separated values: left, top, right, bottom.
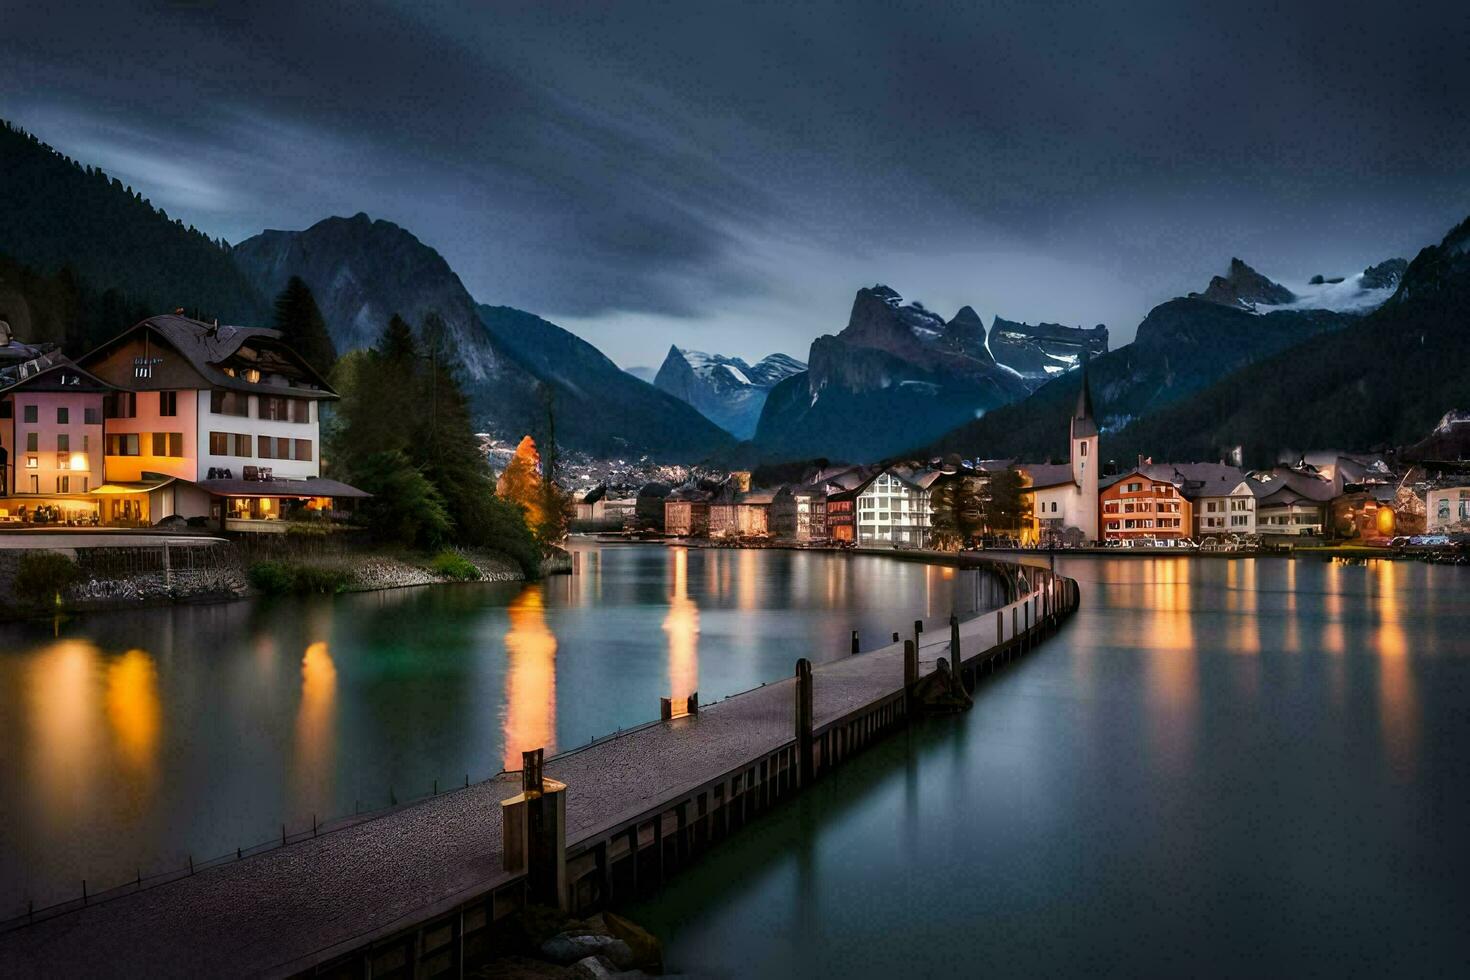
1, 566, 1058, 978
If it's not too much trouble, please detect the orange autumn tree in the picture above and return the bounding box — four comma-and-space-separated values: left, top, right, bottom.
497, 436, 546, 530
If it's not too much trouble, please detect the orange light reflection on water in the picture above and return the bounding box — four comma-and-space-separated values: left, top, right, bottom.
503, 585, 558, 770
106, 649, 160, 783
665, 548, 700, 700
294, 640, 337, 808
1373, 560, 1417, 773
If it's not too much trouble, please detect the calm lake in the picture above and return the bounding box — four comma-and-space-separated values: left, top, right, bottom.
630, 554, 1470, 977
0, 542, 985, 915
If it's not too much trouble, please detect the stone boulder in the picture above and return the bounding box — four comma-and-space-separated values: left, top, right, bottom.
541, 934, 634, 970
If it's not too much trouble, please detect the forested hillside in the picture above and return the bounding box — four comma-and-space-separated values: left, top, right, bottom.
0, 120, 265, 348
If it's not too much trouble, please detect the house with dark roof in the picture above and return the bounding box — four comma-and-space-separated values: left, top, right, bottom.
1247, 468, 1335, 537
0, 351, 115, 523
76, 314, 366, 529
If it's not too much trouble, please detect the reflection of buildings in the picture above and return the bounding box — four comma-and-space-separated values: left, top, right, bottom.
503, 586, 558, 770
664, 548, 700, 699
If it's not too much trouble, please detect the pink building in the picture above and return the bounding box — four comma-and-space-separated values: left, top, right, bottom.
0, 353, 111, 524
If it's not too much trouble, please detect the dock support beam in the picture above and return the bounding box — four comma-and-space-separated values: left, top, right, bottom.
794, 659, 813, 785
949, 614, 961, 684
501, 748, 567, 911
851, 630, 860, 655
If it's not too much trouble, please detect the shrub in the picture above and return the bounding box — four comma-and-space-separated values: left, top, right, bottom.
291, 564, 352, 594
247, 560, 295, 595
248, 560, 352, 595
13, 550, 83, 607
430, 550, 481, 581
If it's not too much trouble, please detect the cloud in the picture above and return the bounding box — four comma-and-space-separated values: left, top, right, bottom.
2, 0, 1468, 365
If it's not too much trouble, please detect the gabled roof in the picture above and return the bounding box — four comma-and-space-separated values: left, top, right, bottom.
0, 352, 115, 394
81, 314, 338, 400
1248, 467, 1336, 502
1019, 462, 1074, 491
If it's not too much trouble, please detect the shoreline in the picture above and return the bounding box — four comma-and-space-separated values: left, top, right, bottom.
0, 542, 565, 622
583, 532, 1456, 563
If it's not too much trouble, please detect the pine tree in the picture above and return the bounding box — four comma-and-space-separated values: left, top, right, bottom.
271, 276, 338, 376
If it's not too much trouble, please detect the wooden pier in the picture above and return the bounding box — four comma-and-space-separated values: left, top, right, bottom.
0, 557, 1078, 980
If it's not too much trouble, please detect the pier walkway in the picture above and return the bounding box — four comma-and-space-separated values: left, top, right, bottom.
0, 558, 1076, 979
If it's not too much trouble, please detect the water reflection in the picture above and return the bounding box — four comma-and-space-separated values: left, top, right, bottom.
502, 585, 558, 768
1373, 560, 1417, 773
27, 639, 101, 814
106, 649, 160, 785
664, 548, 700, 700
294, 641, 337, 810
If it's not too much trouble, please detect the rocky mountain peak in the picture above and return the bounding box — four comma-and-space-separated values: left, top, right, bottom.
1190, 257, 1296, 311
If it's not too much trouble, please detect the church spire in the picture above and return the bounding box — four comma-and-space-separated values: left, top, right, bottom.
1074, 356, 1095, 422
1070, 356, 1098, 439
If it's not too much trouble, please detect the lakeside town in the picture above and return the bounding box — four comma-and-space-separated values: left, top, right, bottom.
574, 376, 1470, 557
3, 308, 1467, 566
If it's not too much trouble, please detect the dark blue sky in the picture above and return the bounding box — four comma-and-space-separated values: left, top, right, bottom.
3, 0, 1468, 366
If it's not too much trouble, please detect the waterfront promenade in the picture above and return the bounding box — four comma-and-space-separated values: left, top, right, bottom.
0, 557, 1075, 979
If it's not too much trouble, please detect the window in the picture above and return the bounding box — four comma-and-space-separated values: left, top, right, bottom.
292, 399, 310, 423
0, 401, 10, 419
106, 392, 137, 418
56, 476, 69, 494
159, 390, 178, 416
106, 433, 141, 456
26, 455, 37, 469
85, 406, 101, 425
1080, 442, 1087, 457
258, 435, 292, 459
294, 439, 312, 462
209, 432, 229, 456
234, 433, 252, 457
28, 475, 37, 493
259, 396, 290, 421
1126, 481, 1142, 493
210, 390, 250, 416
1440, 500, 1452, 521
57, 434, 69, 453
151, 432, 183, 457
26, 432, 37, 452
56, 406, 69, 424
56, 453, 69, 470
23, 404, 37, 423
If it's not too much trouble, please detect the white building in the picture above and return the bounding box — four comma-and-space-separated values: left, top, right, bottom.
78, 314, 365, 528
855, 465, 939, 546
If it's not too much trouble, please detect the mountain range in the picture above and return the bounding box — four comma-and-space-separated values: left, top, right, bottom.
2, 116, 1463, 470
924, 234, 1465, 466
653, 347, 805, 439
231, 214, 732, 460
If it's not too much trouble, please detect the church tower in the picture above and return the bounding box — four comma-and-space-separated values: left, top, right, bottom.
1069, 362, 1100, 542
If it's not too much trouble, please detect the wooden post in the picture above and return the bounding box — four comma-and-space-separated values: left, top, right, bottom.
904, 639, 917, 688
892, 631, 900, 644
996, 610, 1003, 647
794, 659, 813, 786
913, 618, 923, 652
949, 614, 961, 681
502, 748, 567, 910
850, 629, 860, 655
687, 691, 699, 715
660, 697, 673, 721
